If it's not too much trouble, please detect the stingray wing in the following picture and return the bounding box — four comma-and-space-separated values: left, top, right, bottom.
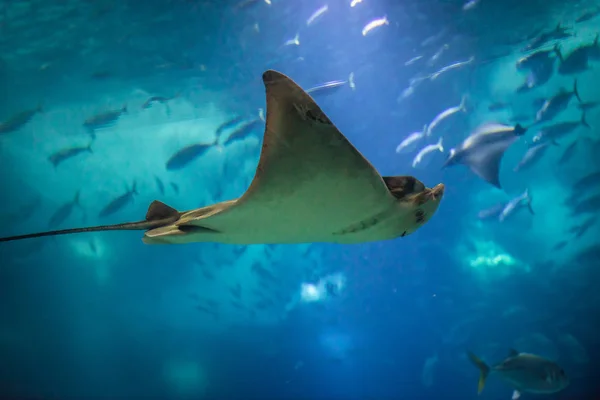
464, 138, 518, 188
160, 70, 396, 244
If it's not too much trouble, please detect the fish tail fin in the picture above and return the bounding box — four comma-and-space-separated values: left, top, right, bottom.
460, 94, 468, 111
594, 33, 599, 46
553, 43, 563, 61
573, 79, 582, 102
524, 189, 534, 215
581, 112, 591, 128
131, 181, 138, 195
122, 105, 128, 113
348, 72, 356, 90
467, 352, 490, 394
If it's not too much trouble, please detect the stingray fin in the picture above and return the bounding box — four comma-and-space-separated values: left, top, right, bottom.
146, 200, 179, 221
464, 141, 513, 188
169, 70, 396, 244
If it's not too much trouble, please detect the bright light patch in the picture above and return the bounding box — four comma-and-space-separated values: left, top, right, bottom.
460, 238, 530, 279
299, 272, 347, 304
469, 252, 516, 269
300, 283, 321, 302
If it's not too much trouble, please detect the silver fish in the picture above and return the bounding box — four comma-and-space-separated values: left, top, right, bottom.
516, 48, 555, 71
425, 95, 467, 136
444, 123, 526, 188
514, 141, 557, 172
499, 189, 534, 222
306, 73, 355, 97
395, 126, 426, 154
477, 203, 505, 220
468, 349, 569, 398
412, 137, 443, 168
429, 56, 474, 80
306, 5, 328, 26
535, 80, 581, 123
532, 112, 590, 143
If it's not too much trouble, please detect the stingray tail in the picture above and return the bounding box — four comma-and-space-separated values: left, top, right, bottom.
0, 201, 180, 243
467, 351, 490, 395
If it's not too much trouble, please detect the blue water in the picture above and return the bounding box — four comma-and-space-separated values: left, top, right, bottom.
1, 0, 599, 399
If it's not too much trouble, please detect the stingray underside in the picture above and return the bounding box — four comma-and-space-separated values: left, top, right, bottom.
144, 70, 430, 245
461, 137, 519, 188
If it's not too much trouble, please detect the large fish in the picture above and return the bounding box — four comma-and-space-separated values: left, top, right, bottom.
524, 23, 572, 51
83, 106, 127, 136
0, 104, 43, 134
532, 112, 590, 143
0, 70, 444, 246
468, 349, 569, 399
535, 81, 581, 123
514, 141, 557, 172
554, 38, 598, 75
48, 191, 83, 228
221, 118, 263, 146
444, 123, 527, 188
48, 142, 94, 168
98, 183, 138, 218
570, 193, 600, 216
516, 48, 555, 71
166, 142, 217, 170
572, 170, 600, 192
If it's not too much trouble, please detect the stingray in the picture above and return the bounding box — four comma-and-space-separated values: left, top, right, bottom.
0, 70, 444, 246
444, 123, 526, 188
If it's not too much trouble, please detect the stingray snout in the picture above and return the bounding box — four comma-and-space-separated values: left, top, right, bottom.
430, 183, 445, 201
